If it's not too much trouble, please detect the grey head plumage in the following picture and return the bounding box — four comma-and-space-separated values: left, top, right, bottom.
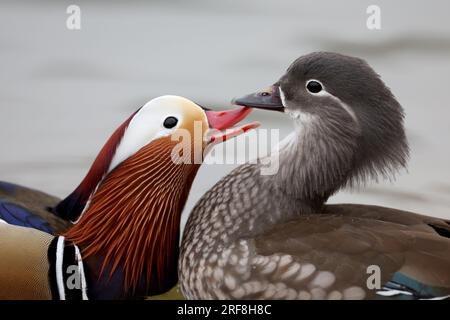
236, 52, 409, 200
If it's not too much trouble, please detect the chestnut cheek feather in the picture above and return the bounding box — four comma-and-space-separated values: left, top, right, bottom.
65, 137, 201, 294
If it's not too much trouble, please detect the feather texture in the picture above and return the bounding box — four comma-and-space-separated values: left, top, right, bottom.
65, 137, 200, 295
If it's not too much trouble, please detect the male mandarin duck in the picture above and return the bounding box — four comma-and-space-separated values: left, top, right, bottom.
0, 99, 256, 235
179, 52, 450, 300
0, 95, 258, 299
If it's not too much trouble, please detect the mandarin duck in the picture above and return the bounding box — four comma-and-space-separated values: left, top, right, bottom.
179, 52, 450, 300
0, 97, 256, 234
0, 95, 258, 299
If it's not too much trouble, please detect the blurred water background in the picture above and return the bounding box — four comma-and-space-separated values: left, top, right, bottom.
0, 0, 449, 232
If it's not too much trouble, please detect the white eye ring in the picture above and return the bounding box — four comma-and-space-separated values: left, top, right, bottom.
305, 79, 324, 94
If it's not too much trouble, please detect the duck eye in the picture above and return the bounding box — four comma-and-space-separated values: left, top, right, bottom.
306, 80, 323, 94
163, 116, 178, 129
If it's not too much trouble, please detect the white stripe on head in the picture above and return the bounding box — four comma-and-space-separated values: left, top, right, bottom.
107, 95, 193, 174
72, 95, 206, 225
328, 94, 358, 123
306, 79, 358, 123
108, 98, 178, 173
281, 81, 358, 124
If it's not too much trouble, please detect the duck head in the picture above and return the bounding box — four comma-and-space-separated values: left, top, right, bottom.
55, 95, 257, 297
234, 52, 409, 198
56, 95, 258, 222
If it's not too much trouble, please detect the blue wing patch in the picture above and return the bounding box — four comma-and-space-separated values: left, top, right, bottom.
377, 272, 450, 300
0, 200, 53, 234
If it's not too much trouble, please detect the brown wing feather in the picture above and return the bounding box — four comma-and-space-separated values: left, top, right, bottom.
325, 203, 450, 233
200, 209, 450, 299
253, 214, 450, 295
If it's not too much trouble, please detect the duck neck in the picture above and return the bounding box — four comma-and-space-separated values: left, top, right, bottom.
270, 115, 358, 210
64, 137, 200, 298
55, 112, 138, 222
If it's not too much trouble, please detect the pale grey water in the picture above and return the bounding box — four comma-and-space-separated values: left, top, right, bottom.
0, 0, 449, 231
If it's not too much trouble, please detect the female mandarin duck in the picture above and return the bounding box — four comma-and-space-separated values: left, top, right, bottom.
179, 52, 450, 300
0, 95, 258, 299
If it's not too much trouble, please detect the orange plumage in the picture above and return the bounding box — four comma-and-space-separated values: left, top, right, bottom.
65, 137, 200, 293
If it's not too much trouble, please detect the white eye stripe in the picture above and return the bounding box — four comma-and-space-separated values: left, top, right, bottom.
108, 97, 185, 174
306, 79, 358, 123
330, 95, 358, 123
281, 82, 358, 124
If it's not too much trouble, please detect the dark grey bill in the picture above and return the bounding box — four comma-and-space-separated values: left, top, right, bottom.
232, 85, 284, 112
